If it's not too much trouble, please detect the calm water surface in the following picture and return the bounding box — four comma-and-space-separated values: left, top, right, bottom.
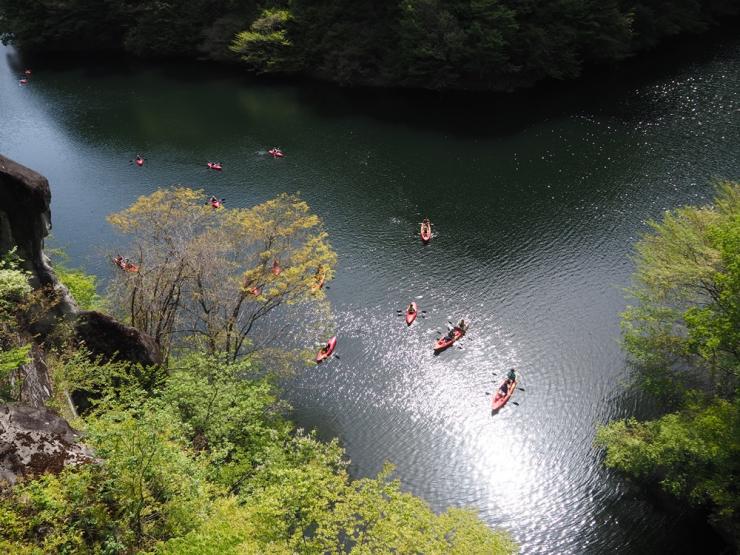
1, 36, 739, 553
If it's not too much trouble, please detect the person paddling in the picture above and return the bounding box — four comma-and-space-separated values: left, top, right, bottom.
407, 303, 416, 315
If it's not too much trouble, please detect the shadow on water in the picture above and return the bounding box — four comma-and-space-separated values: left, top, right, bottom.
8, 22, 740, 141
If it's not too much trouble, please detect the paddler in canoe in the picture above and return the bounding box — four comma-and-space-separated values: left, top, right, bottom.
444, 319, 467, 341
499, 368, 517, 396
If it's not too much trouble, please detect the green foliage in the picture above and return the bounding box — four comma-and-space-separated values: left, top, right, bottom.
0, 353, 516, 553
231, 9, 296, 73
596, 396, 740, 537
621, 182, 740, 395
2, 0, 737, 90
0, 407, 216, 553
159, 353, 292, 488
0, 343, 31, 400
600, 183, 740, 545
107, 188, 336, 361
0, 265, 31, 311
54, 265, 101, 311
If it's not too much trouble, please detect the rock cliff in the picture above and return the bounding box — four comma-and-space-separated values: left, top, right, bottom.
0, 154, 160, 484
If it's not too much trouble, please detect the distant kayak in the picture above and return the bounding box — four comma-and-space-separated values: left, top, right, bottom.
209, 197, 224, 209
268, 148, 284, 158
491, 378, 517, 413
24, 69, 31, 75
316, 336, 337, 363
207, 162, 222, 171
272, 259, 282, 276
433, 328, 464, 352
112, 256, 138, 273
420, 220, 432, 243
135, 157, 144, 167
312, 267, 326, 291
19, 78, 28, 85
405, 302, 418, 326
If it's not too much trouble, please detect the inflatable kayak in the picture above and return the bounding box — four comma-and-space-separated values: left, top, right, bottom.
135, 158, 144, 167
272, 259, 281, 276
112, 256, 138, 273
491, 378, 517, 413
405, 302, 418, 326
207, 162, 222, 171
268, 148, 284, 158
316, 336, 337, 363
312, 268, 326, 291
420, 221, 432, 243
433, 328, 464, 352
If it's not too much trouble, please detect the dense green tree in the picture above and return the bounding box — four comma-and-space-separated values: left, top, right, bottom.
598, 182, 740, 545
107, 188, 336, 361
1, 0, 738, 90
621, 181, 739, 398
0, 352, 516, 553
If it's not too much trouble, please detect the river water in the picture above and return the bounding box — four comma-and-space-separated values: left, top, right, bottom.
1, 34, 739, 553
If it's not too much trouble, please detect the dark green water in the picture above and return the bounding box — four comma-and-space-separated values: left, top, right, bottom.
2, 34, 739, 553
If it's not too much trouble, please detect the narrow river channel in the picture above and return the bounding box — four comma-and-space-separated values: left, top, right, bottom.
1, 34, 738, 553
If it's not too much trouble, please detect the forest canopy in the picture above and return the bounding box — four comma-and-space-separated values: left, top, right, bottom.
1, 0, 738, 90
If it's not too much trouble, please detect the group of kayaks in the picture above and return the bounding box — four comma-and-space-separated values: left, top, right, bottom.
313, 217, 519, 414
133, 148, 284, 172
124, 150, 516, 413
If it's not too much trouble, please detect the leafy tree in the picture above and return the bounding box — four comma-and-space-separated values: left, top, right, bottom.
599, 182, 740, 545
596, 396, 740, 541
621, 181, 739, 397
231, 9, 297, 73
108, 187, 336, 361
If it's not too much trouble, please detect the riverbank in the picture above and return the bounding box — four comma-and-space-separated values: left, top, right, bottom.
2, 1, 739, 92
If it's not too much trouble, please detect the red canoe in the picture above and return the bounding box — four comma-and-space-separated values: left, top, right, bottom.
405, 302, 418, 326
207, 162, 222, 171
316, 336, 337, 363
420, 221, 432, 243
491, 379, 517, 413
433, 328, 464, 352
112, 257, 139, 273
312, 269, 326, 291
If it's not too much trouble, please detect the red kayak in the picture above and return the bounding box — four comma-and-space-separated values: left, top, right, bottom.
405, 302, 418, 326
268, 148, 284, 158
312, 268, 326, 291
316, 336, 337, 363
135, 158, 144, 167
207, 162, 222, 171
272, 259, 282, 276
19, 78, 28, 85
112, 256, 139, 273
491, 379, 517, 413
24, 69, 32, 76
433, 328, 464, 352
420, 221, 432, 243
